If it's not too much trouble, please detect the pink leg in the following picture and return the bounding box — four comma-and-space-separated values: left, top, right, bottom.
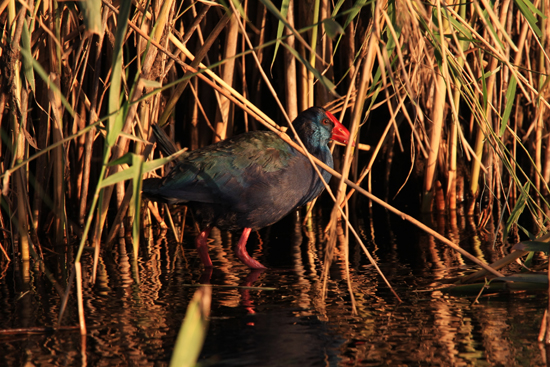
235, 228, 266, 269
196, 227, 213, 267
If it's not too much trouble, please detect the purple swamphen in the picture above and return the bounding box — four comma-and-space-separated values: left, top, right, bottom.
142, 107, 350, 269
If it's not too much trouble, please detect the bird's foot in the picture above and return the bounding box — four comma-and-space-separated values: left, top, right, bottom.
236, 250, 266, 269
235, 228, 267, 269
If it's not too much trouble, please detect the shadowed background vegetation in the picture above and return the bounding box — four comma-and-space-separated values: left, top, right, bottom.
1, 0, 550, 343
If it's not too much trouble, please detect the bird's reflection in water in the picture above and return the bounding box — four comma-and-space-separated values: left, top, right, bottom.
198, 266, 265, 318
239, 269, 265, 317
166, 209, 329, 322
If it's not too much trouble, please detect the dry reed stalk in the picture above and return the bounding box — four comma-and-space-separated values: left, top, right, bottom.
380, 9, 428, 157
79, 6, 109, 225
469, 101, 487, 203
422, 72, 446, 212
339, 89, 408, 208
75, 262, 86, 335
322, 0, 381, 299
448, 93, 459, 210
469, 0, 513, 207
284, 0, 298, 120
89, 0, 175, 258
439, 5, 471, 209
31, 57, 50, 231
307, 0, 320, 108
422, 0, 457, 212
214, 13, 239, 142
8, 6, 30, 260
536, 1, 548, 194
240, 0, 250, 131
446, 0, 469, 210
161, 3, 211, 81
16, 93, 31, 263
228, 0, 292, 126
492, 0, 514, 203
328, 21, 381, 209
297, 41, 308, 112
15, 168, 29, 261
49, 73, 66, 245
535, 108, 543, 193
74, 101, 86, 215
316, 0, 331, 107
249, 3, 266, 131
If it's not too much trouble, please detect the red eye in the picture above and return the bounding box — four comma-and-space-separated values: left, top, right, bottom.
322, 118, 330, 125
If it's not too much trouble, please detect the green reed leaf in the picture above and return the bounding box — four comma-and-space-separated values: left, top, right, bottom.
500, 75, 517, 136
170, 287, 211, 367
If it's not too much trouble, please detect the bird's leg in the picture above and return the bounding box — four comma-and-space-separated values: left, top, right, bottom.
235, 228, 266, 269
196, 227, 213, 267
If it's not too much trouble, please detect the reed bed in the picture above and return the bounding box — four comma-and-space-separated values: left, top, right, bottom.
1, 0, 550, 343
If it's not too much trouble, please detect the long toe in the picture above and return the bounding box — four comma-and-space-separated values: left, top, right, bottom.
236, 249, 267, 269
235, 228, 267, 269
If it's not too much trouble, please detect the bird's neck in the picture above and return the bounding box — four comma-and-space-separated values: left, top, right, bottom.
294, 133, 329, 159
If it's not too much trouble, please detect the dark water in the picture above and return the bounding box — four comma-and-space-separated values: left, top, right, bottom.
0, 206, 547, 366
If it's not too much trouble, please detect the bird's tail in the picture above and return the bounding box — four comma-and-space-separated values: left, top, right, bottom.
152, 124, 178, 157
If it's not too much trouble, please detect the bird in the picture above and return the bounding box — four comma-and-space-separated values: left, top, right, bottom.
142, 107, 350, 269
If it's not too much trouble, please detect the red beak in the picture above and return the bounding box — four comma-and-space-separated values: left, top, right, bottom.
326, 111, 351, 145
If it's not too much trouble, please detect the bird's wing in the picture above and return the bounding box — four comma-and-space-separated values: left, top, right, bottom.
157, 131, 296, 205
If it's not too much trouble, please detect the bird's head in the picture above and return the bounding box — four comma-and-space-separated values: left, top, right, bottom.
292, 107, 351, 148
